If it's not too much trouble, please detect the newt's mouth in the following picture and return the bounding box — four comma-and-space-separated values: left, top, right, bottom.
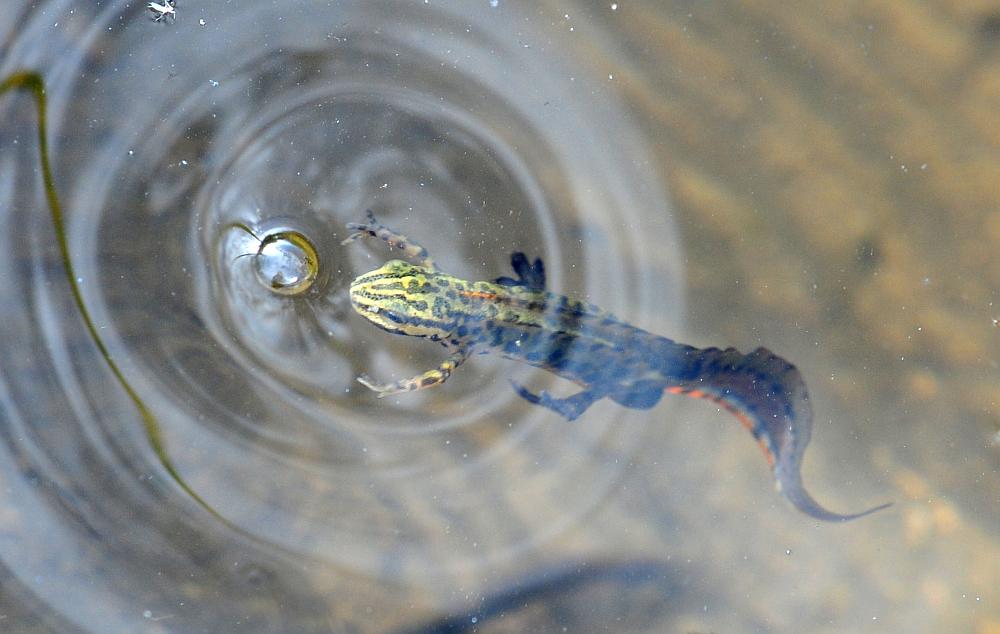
347, 285, 378, 318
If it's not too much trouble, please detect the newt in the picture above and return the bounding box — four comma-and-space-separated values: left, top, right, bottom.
342, 211, 891, 521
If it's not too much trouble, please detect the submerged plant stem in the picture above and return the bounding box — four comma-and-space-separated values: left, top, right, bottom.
0, 70, 236, 529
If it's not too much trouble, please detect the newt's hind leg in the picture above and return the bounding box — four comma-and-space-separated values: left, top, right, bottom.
341, 210, 437, 271
357, 348, 469, 397
509, 380, 604, 421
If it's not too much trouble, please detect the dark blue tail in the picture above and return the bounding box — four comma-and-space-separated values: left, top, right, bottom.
665, 345, 891, 521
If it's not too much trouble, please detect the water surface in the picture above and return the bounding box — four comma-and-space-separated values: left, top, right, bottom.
0, 1, 997, 632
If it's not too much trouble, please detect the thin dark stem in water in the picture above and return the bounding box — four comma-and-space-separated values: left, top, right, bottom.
0, 70, 241, 532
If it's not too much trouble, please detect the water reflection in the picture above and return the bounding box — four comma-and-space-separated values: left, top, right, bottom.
6, 0, 997, 631
0, 1, 681, 631
399, 560, 687, 634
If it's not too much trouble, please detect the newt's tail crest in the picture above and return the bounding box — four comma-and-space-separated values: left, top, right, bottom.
668, 346, 891, 521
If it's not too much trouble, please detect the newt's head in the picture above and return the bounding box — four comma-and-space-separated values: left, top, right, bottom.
349, 260, 458, 340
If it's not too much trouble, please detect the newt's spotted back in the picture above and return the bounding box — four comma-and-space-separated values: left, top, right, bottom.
343, 211, 891, 521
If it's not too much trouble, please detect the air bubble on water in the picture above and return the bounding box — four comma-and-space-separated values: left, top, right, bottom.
246, 230, 319, 296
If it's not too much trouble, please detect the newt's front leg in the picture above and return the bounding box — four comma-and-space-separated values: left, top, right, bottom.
341, 209, 438, 271
357, 347, 471, 397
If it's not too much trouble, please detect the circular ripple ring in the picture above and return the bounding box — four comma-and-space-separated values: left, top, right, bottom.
0, 2, 683, 630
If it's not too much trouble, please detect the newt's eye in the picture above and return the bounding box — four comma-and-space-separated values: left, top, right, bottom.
379, 309, 406, 324
362, 303, 403, 323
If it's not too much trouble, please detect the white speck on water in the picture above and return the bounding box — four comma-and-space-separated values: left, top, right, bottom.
611, 2, 618, 9
489, 0, 498, 7
143, 610, 152, 619
209, 79, 219, 87
785, 549, 792, 555
128, 149, 134, 156
199, 18, 206, 26
471, 617, 478, 624
608, 73, 614, 80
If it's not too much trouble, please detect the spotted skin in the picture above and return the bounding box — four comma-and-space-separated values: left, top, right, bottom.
345, 212, 891, 521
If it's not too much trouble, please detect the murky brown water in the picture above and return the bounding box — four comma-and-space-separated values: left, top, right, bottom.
0, 1, 997, 632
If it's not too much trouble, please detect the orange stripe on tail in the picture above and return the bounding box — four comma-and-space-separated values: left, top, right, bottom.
664, 346, 890, 521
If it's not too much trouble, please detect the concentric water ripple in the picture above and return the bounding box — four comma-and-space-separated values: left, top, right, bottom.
0, 1, 682, 630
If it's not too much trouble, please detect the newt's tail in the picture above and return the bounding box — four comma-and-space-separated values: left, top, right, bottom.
666, 345, 891, 521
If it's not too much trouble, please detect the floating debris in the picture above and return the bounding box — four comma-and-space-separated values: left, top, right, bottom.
147, 0, 176, 23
